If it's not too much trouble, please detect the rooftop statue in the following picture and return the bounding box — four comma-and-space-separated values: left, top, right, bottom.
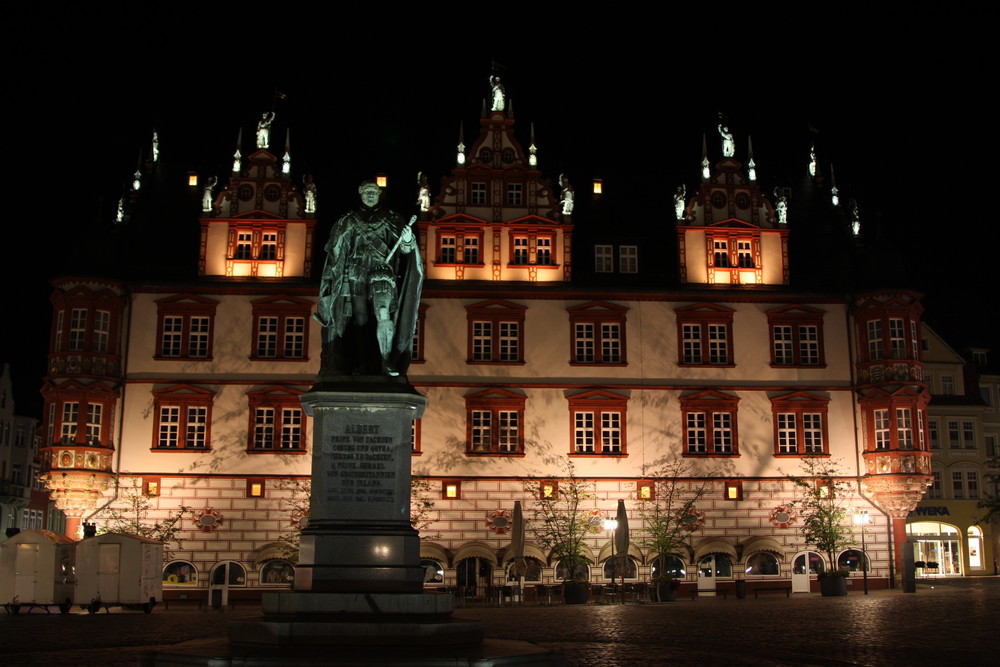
201, 176, 217, 213
718, 124, 735, 158
674, 185, 686, 220
303, 175, 317, 214
256, 112, 275, 149
316, 181, 423, 380
490, 75, 506, 112
774, 188, 788, 225
416, 172, 431, 213
559, 174, 574, 215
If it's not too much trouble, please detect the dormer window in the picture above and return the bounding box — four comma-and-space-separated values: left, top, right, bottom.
238, 184, 254, 201
264, 185, 281, 202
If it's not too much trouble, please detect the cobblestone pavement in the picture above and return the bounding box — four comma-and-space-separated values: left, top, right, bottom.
0, 578, 995, 666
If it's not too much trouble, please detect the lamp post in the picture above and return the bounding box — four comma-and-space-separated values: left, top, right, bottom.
603, 518, 618, 604
853, 509, 870, 595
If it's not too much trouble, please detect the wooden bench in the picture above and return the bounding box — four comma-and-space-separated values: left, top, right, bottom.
753, 586, 792, 598
162, 589, 208, 610
691, 588, 727, 600
226, 589, 264, 608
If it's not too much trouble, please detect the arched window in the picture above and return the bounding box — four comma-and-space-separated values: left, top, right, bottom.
259, 559, 295, 586
602, 555, 638, 580
744, 552, 780, 576
163, 560, 198, 586
698, 554, 732, 578
506, 557, 544, 582
420, 559, 445, 584
555, 559, 591, 582
838, 549, 869, 572
651, 554, 686, 578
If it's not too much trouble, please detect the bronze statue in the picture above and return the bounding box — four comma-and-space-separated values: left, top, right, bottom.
315, 181, 423, 380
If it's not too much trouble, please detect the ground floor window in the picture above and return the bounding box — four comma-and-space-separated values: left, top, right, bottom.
907, 521, 963, 576
651, 555, 686, 578
837, 549, 869, 572
163, 560, 198, 585
697, 554, 732, 578
744, 552, 780, 576
259, 559, 294, 586
421, 559, 445, 584
792, 552, 825, 575
506, 557, 544, 582
602, 555, 639, 580
555, 560, 591, 582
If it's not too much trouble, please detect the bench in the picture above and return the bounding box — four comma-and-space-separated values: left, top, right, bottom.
162, 589, 208, 610
226, 589, 263, 608
753, 586, 792, 598
691, 588, 728, 600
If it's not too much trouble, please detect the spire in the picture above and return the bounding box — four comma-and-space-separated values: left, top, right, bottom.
282, 129, 291, 175
808, 142, 817, 178
232, 128, 243, 174
529, 122, 538, 168
747, 136, 757, 181
701, 134, 710, 180
150, 129, 159, 163
456, 121, 466, 166
830, 164, 839, 207
850, 198, 861, 237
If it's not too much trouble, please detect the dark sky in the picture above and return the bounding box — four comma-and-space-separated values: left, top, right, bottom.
4, 19, 993, 414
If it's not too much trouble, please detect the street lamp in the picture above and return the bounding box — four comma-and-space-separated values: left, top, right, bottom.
853, 509, 870, 595
603, 518, 618, 603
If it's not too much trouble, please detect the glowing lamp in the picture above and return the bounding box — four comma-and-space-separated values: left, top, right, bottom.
726, 484, 740, 500
188, 173, 199, 187
603, 518, 618, 531
376, 174, 388, 188
593, 179, 603, 195
445, 483, 459, 498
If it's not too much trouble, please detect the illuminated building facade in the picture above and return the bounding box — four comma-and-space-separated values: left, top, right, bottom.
35, 82, 938, 603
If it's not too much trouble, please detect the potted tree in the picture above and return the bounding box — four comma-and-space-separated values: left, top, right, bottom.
526, 460, 595, 604
638, 458, 711, 602
788, 460, 855, 596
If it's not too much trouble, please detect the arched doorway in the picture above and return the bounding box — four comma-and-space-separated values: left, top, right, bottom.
697, 554, 732, 596
791, 551, 825, 593
456, 557, 492, 601
209, 561, 246, 608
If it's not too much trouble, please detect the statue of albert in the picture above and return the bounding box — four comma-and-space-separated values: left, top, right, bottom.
315, 180, 423, 381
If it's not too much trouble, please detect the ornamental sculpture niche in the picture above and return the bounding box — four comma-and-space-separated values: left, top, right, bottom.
486, 509, 512, 534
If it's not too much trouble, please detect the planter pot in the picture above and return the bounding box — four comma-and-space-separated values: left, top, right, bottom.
655, 583, 678, 602
819, 576, 848, 597
735, 580, 746, 599
563, 581, 588, 605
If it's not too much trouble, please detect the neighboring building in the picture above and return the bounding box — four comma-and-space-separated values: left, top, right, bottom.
38, 79, 935, 602
910, 330, 998, 576
1, 363, 61, 537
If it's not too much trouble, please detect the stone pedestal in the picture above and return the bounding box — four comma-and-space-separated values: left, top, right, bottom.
230, 387, 479, 650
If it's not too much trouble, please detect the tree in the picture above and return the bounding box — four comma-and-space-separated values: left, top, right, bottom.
637, 458, 711, 589
977, 455, 1000, 523
787, 459, 855, 575
94, 476, 188, 558
524, 459, 595, 582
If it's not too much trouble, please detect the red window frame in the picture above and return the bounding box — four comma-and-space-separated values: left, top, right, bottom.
770, 392, 830, 456
247, 386, 307, 454
154, 295, 218, 360
675, 303, 735, 367
767, 305, 826, 367
249, 296, 312, 361
435, 227, 485, 266
466, 300, 526, 364
681, 390, 740, 457
567, 302, 628, 366
464, 388, 526, 456
567, 389, 628, 457
151, 385, 215, 451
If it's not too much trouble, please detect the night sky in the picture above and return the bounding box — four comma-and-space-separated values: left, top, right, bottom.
4, 21, 993, 414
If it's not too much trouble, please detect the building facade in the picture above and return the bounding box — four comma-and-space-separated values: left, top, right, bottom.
36, 81, 936, 602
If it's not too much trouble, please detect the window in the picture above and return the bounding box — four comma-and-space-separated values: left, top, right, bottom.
595, 245, 613, 273
69, 309, 87, 350
927, 470, 942, 499
247, 387, 307, 453
536, 237, 552, 265
620, 246, 638, 273
867, 320, 883, 360
230, 227, 281, 262
250, 296, 312, 361
507, 232, 557, 267
681, 390, 740, 456
155, 295, 218, 360
929, 419, 940, 449
676, 304, 735, 366
513, 236, 529, 265
856, 300, 922, 364
436, 231, 484, 265
152, 385, 214, 450
411, 418, 421, 454
470, 182, 487, 205
568, 390, 628, 456
464, 388, 526, 455
506, 183, 523, 205
236, 231, 253, 259
745, 552, 779, 576
94, 311, 110, 353
771, 392, 830, 456
874, 409, 890, 449
714, 240, 729, 267
896, 408, 914, 449
737, 241, 754, 268
260, 233, 277, 260
767, 306, 826, 367
568, 302, 628, 365
466, 300, 526, 364
863, 389, 929, 452
410, 303, 428, 363
947, 420, 975, 449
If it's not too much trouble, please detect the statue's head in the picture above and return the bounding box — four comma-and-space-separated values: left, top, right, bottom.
359, 180, 382, 208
